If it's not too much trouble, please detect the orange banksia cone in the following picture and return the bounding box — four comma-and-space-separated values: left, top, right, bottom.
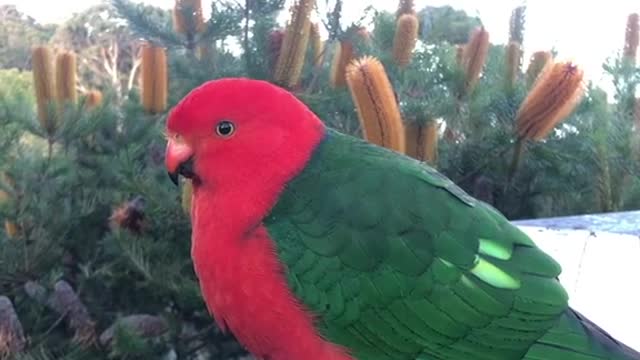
393, 14, 420, 68
346, 56, 405, 152
273, 0, 315, 88
140, 43, 168, 114
516, 60, 585, 141
405, 120, 438, 165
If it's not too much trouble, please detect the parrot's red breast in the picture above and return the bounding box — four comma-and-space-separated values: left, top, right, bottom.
165, 79, 353, 360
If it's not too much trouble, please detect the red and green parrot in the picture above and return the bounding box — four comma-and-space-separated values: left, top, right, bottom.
165, 78, 639, 360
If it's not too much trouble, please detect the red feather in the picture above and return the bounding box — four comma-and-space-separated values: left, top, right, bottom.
167, 79, 353, 360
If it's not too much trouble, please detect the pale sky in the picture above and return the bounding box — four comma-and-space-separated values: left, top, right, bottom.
2, 0, 638, 93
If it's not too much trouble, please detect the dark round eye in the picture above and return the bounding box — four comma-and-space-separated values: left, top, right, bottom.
215, 120, 235, 137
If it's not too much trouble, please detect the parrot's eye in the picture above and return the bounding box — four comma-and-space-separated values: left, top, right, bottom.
215, 120, 235, 137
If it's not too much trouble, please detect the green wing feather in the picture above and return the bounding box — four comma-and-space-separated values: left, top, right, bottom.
263, 128, 639, 360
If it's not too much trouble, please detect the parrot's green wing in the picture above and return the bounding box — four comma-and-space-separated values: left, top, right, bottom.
263, 129, 639, 360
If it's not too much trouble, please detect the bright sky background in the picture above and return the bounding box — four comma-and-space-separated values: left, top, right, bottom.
2, 0, 637, 93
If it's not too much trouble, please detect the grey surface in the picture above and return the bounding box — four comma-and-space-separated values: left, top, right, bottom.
513, 210, 640, 236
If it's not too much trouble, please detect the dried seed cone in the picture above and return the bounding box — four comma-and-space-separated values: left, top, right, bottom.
346, 56, 405, 152
173, 0, 205, 35
515, 60, 585, 140
405, 121, 438, 165
509, 6, 526, 44
32, 46, 57, 134
55, 51, 77, 104
99, 314, 169, 347
393, 14, 420, 68
330, 41, 354, 88
505, 41, 522, 87
140, 43, 168, 114
50, 280, 96, 346
462, 27, 490, 94
84, 90, 102, 109
273, 0, 315, 88
526, 51, 552, 86
0, 296, 25, 356
624, 13, 639, 62
396, 0, 415, 18
182, 179, 192, 216
310, 22, 325, 68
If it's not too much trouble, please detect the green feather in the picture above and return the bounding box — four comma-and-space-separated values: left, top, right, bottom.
263, 129, 639, 360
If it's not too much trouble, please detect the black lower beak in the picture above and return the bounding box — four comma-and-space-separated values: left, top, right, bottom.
169, 171, 180, 186
168, 156, 195, 186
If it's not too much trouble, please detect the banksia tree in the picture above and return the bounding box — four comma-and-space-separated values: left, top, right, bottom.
396, 0, 415, 18
31, 46, 57, 135
509, 60, 585, 178
461, 27, 490, 95
140, 42, 168, 114
505, 41, 523, 89
392, 13, 420, 68
526, 50, 552, 86
55, 50, 77, 105
172, 0, 205, 36
509, 6, 526, 45
405, 120, 438, 165
346, 56, 405, 152
624, 13, 639, 63
273, 0, 315, 88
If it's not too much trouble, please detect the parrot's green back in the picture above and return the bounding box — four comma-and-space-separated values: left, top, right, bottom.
263, 128, 639, 360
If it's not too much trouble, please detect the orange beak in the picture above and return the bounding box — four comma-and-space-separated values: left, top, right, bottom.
166, 137, 195, 186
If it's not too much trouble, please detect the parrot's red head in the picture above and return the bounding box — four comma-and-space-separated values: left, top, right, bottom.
165, 78, 325, 192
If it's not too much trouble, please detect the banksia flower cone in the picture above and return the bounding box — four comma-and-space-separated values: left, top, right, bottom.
509, 6, 526, 44
405, 120, 438, 165
624, 13, 639, 63
396, 0, 415, 18
505, 41, 522, 88
140, 43, 168, 114
55, 50, 77, 105
330, 28, 370, 88
268, 29, 285, 73
516, 60, 585, 140
173, 0, 205, 35
273, 0, 315, 88
84, 90, 102, 109
461, 27, 490, 94
330, 41, 354, 88
393, 14, 420, 68
526, 51, 552, 86
310, 22, 325, 68
32, 46, 57, 134
346, 57, 405, 152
